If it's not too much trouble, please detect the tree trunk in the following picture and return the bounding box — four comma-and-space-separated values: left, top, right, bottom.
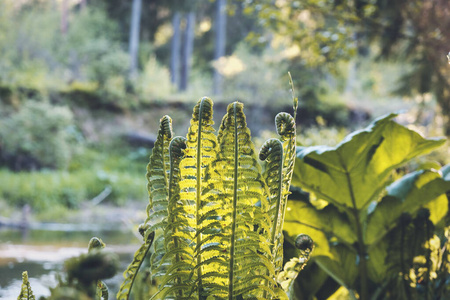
170, 12, 182, 87
129, 0, 142, 78
60, 0, 68, 35
80, 0, 87, 10
213, 0, 227, 95
180, 12, 196, 91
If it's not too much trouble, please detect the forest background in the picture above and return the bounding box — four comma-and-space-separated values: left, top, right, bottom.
0, 0, 449, 299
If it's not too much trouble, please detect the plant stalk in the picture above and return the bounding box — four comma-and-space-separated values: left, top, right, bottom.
344, 170, 368, 300
196, 100, 204, 296
228, 103, 238, 299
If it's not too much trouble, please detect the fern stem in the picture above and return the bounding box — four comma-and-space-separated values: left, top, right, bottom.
228, 102, 239, 300
196, 99, 205, 296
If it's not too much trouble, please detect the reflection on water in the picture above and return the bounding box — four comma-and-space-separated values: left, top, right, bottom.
0, 226, 141, 299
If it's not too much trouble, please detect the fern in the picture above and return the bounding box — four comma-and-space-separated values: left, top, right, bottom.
277, 234, 314, 297
118, 231, 155, 300
146, 115, 173, 279
179, 97, 219, 297
121, 95, 309, 299
211, 102, 276, 299
17, 271, 35, 300
88, 237, 109, 300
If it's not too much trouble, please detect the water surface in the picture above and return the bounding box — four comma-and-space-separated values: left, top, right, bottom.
0, 224, 141, 299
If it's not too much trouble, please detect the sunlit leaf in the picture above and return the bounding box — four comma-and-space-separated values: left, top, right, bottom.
292, 113, 445, 211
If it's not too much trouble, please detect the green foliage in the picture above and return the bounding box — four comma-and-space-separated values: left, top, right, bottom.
0, 148, 147, 213
0, 101, 77, 170
285, 113, 450, 298
45, 237, 118, 300
17, 237, 118, 300
137, 56, 173, 103
119, 96, 310, 299
217, 44, 289, 106
242, 1, 356, 67
118, 230, 155, 300
17, 271, 35, 300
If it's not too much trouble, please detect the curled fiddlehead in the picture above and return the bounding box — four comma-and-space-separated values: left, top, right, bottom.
277, 234, 314, 297
17, 271, 35, 300
275, 112, 296, 138
88, 237, 105, 252
87, 237, 109, 300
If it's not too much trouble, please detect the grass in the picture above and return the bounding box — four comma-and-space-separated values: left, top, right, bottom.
0, 146, 150, 219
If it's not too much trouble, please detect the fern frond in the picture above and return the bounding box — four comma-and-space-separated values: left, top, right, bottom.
17, 271, 35, 300
278, 234, 313, 297
88, 237, 108, 300
209, 102, 277, 299
152, 136, 198, 299
96, 280, 108, 300
146, 115, 173, 278
177, 97, 220, 298
260, 138, 285, 272
117, 231, 155, 300
275, 112, 297, 263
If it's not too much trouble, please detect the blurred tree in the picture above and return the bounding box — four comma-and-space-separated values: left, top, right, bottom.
60, 0, 69, 35
170, 12, 181, 87
168, 1, 199, 91
180, 11, 195, 91
213, 0, 227, 95
80, 0, 87, 10
242, 0, 450, 134
362, 0, 450, 135
129, 0, 142, 77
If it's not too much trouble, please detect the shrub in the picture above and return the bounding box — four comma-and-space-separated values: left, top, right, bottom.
0, 101, 78, 170
137, 56, 173, 103
215, 43, 289, 106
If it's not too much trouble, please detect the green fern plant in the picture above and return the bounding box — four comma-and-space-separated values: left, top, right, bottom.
118, 93, 312, 299
17, 271, 35, 300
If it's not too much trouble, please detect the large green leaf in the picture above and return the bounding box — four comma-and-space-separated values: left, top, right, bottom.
366, 168, 450, 246
314, 244, 358, 288
288, 113, 448, 295
284, 200, 357, 247
292, 113, 446, 211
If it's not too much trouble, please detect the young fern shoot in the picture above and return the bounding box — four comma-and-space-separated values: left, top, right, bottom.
119, 95, 312, 300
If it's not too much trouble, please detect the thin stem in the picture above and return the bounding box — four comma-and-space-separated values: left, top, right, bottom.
269, 141, 284, 255
168, 145, 182, 298
228, 103, 238, 300
343, 169, 368, 300
196, 100, 204, 296
400, 221, 412, 299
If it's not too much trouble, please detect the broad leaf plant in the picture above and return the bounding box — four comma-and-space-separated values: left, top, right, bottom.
118, 95, 312, 299
284, 113, 450, 299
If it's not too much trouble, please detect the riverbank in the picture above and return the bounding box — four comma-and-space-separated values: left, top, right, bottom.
0, 202, 147, 299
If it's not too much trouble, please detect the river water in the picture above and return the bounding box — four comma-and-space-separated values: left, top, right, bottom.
0, 224, 142, 299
